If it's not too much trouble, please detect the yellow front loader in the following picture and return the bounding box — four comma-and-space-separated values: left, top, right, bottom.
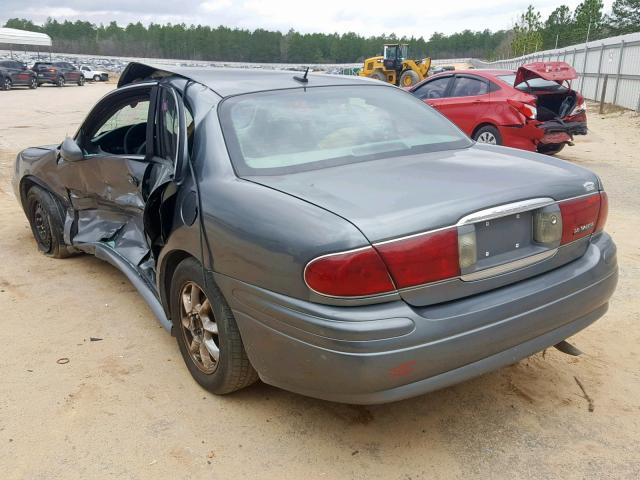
359, 44, 431, 87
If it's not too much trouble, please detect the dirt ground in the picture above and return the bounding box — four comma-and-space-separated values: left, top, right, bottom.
0, 83, 639, 480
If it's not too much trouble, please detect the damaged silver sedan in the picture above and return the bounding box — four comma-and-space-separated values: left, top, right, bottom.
13, 63, 617, 404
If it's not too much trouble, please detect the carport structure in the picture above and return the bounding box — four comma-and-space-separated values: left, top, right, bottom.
0, 27, 52, 60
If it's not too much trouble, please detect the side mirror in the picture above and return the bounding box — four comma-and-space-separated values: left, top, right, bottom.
60, 137, 84, 162
22, 64, 28, 70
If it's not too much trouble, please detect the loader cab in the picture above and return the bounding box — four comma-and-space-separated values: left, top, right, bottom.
383, 44, 408, 71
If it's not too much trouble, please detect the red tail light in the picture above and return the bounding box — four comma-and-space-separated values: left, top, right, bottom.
304, 227, 460, 297
375, 227, 460, 288
507, 99, 537, 120
559, 193, 606, 244
595, 192, 608, 233
304, 246, 395, 297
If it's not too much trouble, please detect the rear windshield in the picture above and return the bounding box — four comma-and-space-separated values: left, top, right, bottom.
498, 74, 567, 91
219, 85, 471, 176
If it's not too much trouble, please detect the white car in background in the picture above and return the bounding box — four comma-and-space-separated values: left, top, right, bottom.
78, 65, 109, 82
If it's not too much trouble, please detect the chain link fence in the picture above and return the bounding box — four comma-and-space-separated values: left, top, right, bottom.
471, 32, 640, 112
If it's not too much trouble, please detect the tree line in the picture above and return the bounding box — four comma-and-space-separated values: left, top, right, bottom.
3, 0, 639, 63
511, 0, 640, 58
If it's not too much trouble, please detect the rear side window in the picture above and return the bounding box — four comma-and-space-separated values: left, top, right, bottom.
413, 76, 451, 99
450, 77, 488, 97
157, 88, 194, 161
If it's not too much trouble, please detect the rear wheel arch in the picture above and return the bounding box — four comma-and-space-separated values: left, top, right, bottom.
159, 249, 196, 325
472, 123, 503, 145
471, 122, 498, 139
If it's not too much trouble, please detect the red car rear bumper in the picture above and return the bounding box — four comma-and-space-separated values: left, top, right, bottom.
499, 116, 587, 152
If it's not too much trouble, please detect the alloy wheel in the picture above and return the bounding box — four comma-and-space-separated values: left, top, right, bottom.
477, 131, 497, 144
3, 77, 11, 90
179, 281, 220, 374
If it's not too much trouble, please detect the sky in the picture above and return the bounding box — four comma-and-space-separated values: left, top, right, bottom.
1, 0, 616, 38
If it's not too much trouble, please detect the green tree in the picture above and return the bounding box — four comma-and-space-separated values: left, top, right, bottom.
573, 0, 605, 43
512, 5, 544, 56
543, 5, 574, 48
607, 0, 640, 34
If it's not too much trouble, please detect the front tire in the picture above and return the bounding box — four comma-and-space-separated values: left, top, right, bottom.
29, 77, 38, 89
93, 75, 101, 82
171, 257, 258, 395
77, 76, 85, 86
399, 70, 420, 87
56, 76, 65, 87
25, 186, 72, 258
368, 71, 387, 82
2, 76, 12, 90
473, 125, 502, 145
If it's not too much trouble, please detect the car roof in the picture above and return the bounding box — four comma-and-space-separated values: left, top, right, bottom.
118, 62, 386, 97
435, 69, 515, 78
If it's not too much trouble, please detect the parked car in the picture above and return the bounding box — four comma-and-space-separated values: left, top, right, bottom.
79, 65, 109, 82
13, 63, 617, 404
409, 62, 587, 155
0, 60, 38, 90
32, 61, 85, 87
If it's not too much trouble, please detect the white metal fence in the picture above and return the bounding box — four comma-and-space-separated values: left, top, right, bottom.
471, 32, 640, 112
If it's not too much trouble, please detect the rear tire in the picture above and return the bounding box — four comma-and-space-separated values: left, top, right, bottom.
2, 77, 11, 90
25, 186, 72, 259
77, 76, 85, 86
368, 71, 387, 82
399, 70, 420, 87
29, 77, 37, 89
93, 75, 101, 82
473, 125, 502, 145
56, 76, 65, 87
537, 143, 565, 155
171, 257, 258, 395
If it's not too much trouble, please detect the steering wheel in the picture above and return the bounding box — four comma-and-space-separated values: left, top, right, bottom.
123, 123, 147, 154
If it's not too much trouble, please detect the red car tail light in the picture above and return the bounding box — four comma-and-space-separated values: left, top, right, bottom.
570, 97, 587, 116
595, 191, 608, 233
559, 193, 605, 244
507, 99, 537, 120
375, 227, 460, 289
304, 246, 395, 297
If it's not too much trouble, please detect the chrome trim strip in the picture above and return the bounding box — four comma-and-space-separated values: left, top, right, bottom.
456, 198, 555, 226
461, 249, 558, 281
372, 225, 455, 246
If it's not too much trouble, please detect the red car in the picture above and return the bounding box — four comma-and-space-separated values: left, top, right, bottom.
408, 62, 587, 154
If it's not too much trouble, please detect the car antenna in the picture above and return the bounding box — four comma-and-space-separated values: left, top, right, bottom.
294, 67, 309, 83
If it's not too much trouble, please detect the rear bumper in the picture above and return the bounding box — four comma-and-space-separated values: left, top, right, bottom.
216, 233, 617, 404
499, 119, 588, 151
36, 73, 57, 84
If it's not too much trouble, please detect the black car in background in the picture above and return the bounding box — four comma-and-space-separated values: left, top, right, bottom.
0, 60, 38, 90
32, 61, 85, 87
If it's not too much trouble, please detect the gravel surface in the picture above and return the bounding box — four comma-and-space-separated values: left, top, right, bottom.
0, 83, 639, 479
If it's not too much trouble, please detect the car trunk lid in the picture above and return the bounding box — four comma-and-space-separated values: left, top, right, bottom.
514, 61, 577, 86
246, 144, 597, 243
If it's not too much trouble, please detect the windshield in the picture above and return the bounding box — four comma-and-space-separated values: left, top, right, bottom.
498, 74, 566, 91
219, 85, 471, 176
